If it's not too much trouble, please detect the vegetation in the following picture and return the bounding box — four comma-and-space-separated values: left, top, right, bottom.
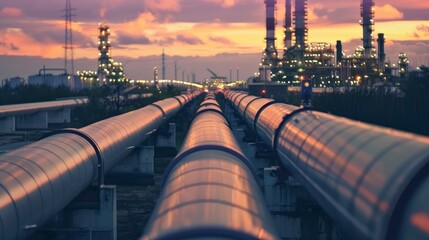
312, 74, 429, 136
0, 85, 83, 105
0, 83, 186, 128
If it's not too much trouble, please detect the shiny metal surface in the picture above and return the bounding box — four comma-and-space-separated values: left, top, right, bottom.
200, 99, 219, 107
0, 134, 97, 240
244, 98, 275, 131
225, 90, 429, 240
237, 95, 258, 118
232, 93, 248, 110
0, 93, 195, 240
277, 111, 429, 240
0, 98, 88, 118
143, 95, 279, 240
255, 103, 299, 147
152, 98, 182, 120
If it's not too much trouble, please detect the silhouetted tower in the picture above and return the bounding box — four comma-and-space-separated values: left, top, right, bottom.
284, 0, 293, 50
64, 0, 75, 77
336, 40, 343, 65
361, 0, 375, 58
98, 23, 111, 83
162, 49, 166, 80
263, 0, 278, 67
294, 0, 308, 62
377, 33, 386, 72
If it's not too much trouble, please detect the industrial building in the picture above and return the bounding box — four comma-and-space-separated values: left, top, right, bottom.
257, 0, 410, 88
78, 23, 128, 87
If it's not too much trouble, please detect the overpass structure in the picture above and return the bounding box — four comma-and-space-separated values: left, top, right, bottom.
224, 90, 429, 240
0, 98, 88, 133
0, 92, 198, 240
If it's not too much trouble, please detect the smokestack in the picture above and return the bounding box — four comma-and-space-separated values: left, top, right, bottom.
294, 0, 308, 61
336, 40, 343, 65
284, 0, 292, 49
265, 0, 276, 50
377, 33, 386, 72
361, 0, 375, 58
260, 0, 278, 76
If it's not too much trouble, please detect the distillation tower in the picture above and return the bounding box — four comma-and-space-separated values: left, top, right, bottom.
259, 0, 278, 81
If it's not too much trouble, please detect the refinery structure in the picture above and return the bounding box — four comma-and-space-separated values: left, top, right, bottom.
257, 0, 410, 88
77, 23, 128, 87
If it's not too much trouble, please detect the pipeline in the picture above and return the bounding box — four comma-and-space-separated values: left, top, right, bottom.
0, 98, 88, 118
224, 90, 429, 240
142, 93, 279, 240
0, 92, 199, 240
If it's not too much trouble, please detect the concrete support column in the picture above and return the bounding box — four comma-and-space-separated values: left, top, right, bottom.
0, 117, 15, 133
156, 123, 176, 147
16, 112, 48, 129
107, 146, 155, 185
70, 185, 117, 240
48, 108, 71, 124
139, 146, 155, 174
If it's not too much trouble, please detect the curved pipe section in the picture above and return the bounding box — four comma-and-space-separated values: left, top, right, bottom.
224, 90, 429, 240
0, 93, 197, 240
143, 94, 279, 240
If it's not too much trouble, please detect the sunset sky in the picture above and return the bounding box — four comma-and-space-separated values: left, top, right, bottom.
1, 0, 429, 81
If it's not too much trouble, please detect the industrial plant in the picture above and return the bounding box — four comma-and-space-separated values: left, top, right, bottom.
257, 0, 410, 88
77, 23, 128, 87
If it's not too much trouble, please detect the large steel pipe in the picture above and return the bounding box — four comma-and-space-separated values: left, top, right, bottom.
0, 93, 197, 240
0, 98, 88, 118
224, 90, 429, 240
142, 94, 279, 240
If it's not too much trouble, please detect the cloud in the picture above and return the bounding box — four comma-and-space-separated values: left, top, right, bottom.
209, 36, 233, 45
117, 34, 152, 45
176, 34, 204, 45
0, 40, 20, 51
143, 0, 181, 11
375, 4, 404, 21
0, 7, 22, 17
308, 4, 330, 23
413, 24, 429, 38
205, 0, 237, 8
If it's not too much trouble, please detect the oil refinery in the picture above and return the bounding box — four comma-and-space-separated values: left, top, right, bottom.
256, 0, 410, 88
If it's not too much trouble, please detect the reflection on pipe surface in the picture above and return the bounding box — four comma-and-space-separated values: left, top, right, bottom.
142, 93, 279, 240
0, 92, 198, 240
224, 90, 429, 240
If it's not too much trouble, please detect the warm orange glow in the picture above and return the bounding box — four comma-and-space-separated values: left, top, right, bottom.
411, 212, 429, 234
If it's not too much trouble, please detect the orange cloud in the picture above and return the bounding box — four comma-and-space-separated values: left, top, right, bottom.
308, 4, 329, 24
0, 7, 23, 17
143, 0, 181, 11
205, 0, 237, 8
374, 4, 404, 21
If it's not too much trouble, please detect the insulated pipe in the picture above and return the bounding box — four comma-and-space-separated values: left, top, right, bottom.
0, 93, 198, 240
224, 91, 429, 240
0, 98, 88, 118
142, 94, 279, 240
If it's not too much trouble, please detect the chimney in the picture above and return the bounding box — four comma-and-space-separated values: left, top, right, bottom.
284, 0, 292, 49
294, 0, 308, 62
361, 0, 375, 58
336, 40, 343, 65
377, 33, 386, 72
